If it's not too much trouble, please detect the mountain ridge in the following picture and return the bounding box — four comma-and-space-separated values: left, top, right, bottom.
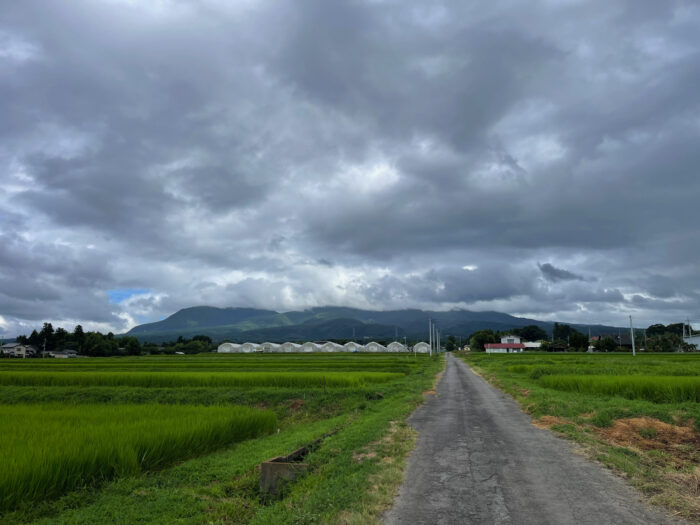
126, 306, 623, 343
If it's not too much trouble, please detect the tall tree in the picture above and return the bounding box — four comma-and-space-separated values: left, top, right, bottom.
469, 330, 497, 352
513, 325, 547, 342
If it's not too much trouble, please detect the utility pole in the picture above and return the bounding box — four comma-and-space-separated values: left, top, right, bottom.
428, 318, 432, 357
629, 315, 636, 357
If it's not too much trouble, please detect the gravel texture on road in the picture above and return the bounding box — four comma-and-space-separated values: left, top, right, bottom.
384, 353, 683, 525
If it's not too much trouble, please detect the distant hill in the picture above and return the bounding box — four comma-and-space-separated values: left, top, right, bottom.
125, 306, 623, 343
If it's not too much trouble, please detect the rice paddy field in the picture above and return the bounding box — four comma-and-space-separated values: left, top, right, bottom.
460, 352, 700, 522
0, 352, 441, 524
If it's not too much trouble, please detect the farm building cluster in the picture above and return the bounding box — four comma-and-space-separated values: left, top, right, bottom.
217, 341, 431, 353
485, 335, 541, 354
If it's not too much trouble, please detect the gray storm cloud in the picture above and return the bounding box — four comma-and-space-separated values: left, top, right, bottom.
1, 0, 699, 336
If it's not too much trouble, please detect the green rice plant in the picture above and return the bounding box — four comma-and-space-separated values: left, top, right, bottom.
0, 403, 276, 512
0, 371, 403, 389
539, 375, 700, 403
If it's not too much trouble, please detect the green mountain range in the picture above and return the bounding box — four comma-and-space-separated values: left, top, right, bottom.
126, 306, 622, 343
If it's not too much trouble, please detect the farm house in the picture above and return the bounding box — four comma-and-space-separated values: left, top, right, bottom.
485, 335, 526, 353
413, 342, 430, 353
387, 342, 408, 352
344, 342, 363, 352
217, 342, 241, 353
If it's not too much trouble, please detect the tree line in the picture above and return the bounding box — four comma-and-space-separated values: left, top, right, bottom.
464, 322, 697, 353
12, 324, 215, 357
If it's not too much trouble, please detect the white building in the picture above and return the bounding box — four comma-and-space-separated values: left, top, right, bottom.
1, 343, 37, 358
683, 335, 700, 350
412, 342, 431, 354
387, 341, 408, 352
344, 341, 363, 352
500, 334, 521, 344
523, 342, 541, 349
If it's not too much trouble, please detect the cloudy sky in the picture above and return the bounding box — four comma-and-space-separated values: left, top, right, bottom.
1, 0, 699, 336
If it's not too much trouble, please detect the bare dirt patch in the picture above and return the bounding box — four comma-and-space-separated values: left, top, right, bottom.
287, 399, 305, 412
597, 417, 700, 458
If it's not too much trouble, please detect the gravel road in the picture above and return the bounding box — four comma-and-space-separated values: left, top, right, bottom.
384, 353, 682, 525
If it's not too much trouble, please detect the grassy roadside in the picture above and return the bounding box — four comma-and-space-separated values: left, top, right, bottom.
2, 354, 444, 524
457, 352, 700, 523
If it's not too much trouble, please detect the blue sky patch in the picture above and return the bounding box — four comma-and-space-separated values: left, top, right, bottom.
107, 288, 150, 304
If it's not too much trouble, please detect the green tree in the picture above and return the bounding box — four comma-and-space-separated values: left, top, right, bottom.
469, 330, 497, 352
39, 323, 55, 351
73, 325, 85, 351
593, 337, 617, 352
28, 330, 41, 348
445, 335, 457, 352
54, 327, 69, 351
513, 325, 547, 342
125, 337, 142, 356
569, 332, 588, 351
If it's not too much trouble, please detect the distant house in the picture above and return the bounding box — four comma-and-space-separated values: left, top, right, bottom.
387, 341, 408, 352
523, 342, 542, 349
52, 349, 78, 359
344, 341, 363, 352
412, 342, 431, 354
485, 335, 525, 354
1, 343, 38, 358
683, 335, 700, 350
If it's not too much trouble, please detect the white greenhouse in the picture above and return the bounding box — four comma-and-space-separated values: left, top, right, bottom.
344, 341, 363, 352
261, 342, 281, 353
364, 341, 387, 353
302, 342, 320, 353
240, 342, 259, 353
387, 341, 408, 352
217, 342, 241, 353
280, 342, 301, 353
413, 342, 431, 354
321, 342, 344, 352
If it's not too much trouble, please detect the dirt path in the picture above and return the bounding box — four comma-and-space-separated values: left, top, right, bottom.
384, 353, 683, 525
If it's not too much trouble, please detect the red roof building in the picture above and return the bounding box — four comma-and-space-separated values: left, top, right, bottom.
485, 343, 526, 353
